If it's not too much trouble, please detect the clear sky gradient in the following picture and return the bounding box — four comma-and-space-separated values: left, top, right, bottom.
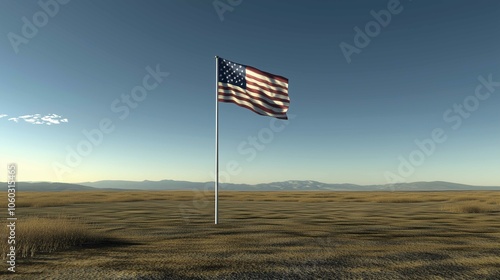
1, 0, 499, 185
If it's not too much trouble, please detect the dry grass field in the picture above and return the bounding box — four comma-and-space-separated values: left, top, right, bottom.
1, 191, 500, 279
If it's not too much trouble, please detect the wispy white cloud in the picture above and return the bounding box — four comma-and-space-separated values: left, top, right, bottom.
5, 114, 68, 125
0, 114, 7, 118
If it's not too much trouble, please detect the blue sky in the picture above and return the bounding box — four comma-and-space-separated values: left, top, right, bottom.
1, 0, 499, 186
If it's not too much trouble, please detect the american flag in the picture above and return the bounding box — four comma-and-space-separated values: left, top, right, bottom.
217, 57, 290, 120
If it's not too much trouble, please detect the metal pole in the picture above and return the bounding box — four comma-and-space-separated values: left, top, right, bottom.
215, 55, 219, 225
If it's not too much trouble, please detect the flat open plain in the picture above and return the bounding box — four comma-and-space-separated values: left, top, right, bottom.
1, 191, 499, 279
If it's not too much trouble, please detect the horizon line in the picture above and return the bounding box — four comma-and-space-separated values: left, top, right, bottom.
4, 179, 500, 188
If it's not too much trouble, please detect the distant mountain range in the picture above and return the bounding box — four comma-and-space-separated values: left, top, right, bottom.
2, 180, 500, 192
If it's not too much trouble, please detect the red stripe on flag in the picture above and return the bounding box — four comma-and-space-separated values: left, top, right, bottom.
218, 85, 289, 109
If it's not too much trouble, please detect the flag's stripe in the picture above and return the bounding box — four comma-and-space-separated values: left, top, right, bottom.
243, 86, 289, 107
217, 85, 289, 113
246, 72, 288, 92
219, 99, 287, 120
218, 91, 288, 116
246, 81, 289, 100
218, 88, 289, 112
247, 66, 288, 85
218, 83, 289, 107
218, 93, 287, 114
247, 70, 288, 92
218, 95, 288, 119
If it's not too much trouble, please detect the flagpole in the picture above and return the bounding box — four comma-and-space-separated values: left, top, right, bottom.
215, 55, 219, 225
